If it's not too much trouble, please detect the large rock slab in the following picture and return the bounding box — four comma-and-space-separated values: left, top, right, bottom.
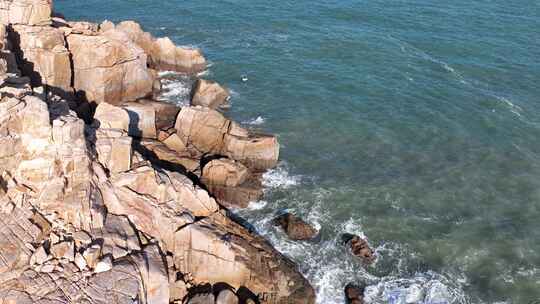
67, 29, 154, 105
0, 0, 52, 26
151, 37, 206, 74
114, 20, 207, 74
174, 212, 316, 304
9, 25, 72, 94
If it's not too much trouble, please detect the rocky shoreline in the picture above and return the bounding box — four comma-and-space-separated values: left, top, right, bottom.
0, 1, 379, 303
0, 1, 317, 303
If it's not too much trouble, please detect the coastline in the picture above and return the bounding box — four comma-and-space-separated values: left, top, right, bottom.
0, 1, 316, 303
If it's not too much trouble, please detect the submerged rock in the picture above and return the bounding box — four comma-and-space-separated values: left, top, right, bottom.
273, 213, 319, 241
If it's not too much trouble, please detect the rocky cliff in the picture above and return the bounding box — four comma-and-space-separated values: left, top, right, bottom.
0, 1, 315, 303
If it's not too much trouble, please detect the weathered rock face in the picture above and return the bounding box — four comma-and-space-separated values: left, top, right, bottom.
114, 20, 207, 74
273, 213, 319, 241
67, 29, 154, 105
174, 212, 316, 304
191, 79, 230, 109
0, 0, 52, 26
152, 37, 206, 74
174, 106, 279, 170
8, 25, 72, 93
202, 158, 249, 187
201, 158, 263, 208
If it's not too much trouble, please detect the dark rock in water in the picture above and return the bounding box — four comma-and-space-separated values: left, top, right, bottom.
345, 283, 365, 304
273, 213, 318, 241
342, 233, 375, 264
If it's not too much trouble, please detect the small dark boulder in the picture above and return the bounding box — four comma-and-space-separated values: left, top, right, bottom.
345, 283, 365, 304
273, 213, 318, 241
342, 233, 375, 264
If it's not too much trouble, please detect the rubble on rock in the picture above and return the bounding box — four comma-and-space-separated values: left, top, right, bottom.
0, 1, 316, 303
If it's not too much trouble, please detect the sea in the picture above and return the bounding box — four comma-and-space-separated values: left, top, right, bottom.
56, 1, 540, 303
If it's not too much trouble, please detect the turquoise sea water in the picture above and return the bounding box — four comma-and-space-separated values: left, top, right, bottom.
56, 1, 540, 303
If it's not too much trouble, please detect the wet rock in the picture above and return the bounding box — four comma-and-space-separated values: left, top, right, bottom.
273, 213, 318, 241
342, 233, 375, 264
216, 289, 239, 304
345, 283, 365, 304
190, 79, 230, 109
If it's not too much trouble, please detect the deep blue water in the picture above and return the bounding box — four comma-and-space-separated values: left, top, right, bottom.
56, 1, 540, 303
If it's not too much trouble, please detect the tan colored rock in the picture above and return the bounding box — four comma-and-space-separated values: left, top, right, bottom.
94, 128, 133, 174
202, 158, 248, 187
163, 132, 187, 153
8, 25, 71, 93
67, 30, 154, 105
83, 244, 102, 269
99, 20, 115, 32
29, 245, 47, 266
0, 260, 143, 303
123, 102, 157, 139
137, 138, 200, 172
174, 213, 315, 304
67, 21, 99, 35
72, 230, 92, 247
170, 279, 188, 302
174, 106, 231, 154
50, 241, 75, 261
152, 37, 206, 74
95, 255, 113, 273
222, 134, 280, 170
132, 244, 169, 304
137, 99, 180, 130
74, 252, 87, 271
94, 102, 130, 130
94, 214, 141, 259
216, 289, 239, 304
0, 0, 52, 26
116, 20, 154, 57
191, 79, 230, 109
205, 174, 263, 209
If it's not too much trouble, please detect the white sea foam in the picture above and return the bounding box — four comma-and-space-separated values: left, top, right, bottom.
247, 200, 268, 210
496, 96, 523, 117
157, 78, 192, 106
262, 164, 301, 189
244, 116, 265, 125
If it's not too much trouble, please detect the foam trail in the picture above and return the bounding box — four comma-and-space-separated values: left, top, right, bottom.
244, 116, 265, 125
